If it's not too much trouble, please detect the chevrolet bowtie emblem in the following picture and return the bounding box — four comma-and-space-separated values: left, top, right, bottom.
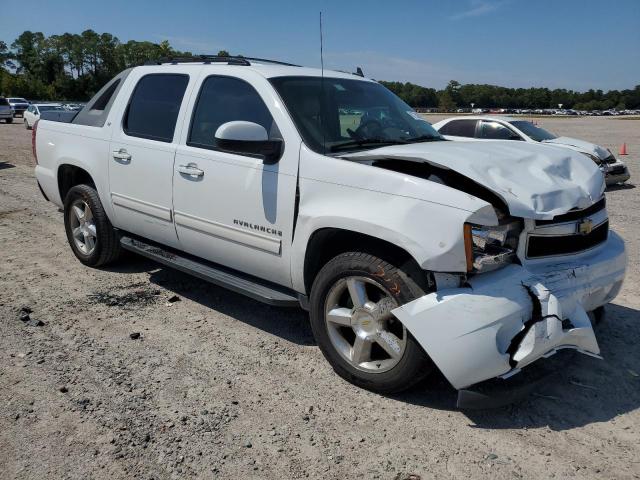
578, 219, 594, 235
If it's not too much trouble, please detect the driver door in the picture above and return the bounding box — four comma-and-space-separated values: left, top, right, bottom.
172, 73, 298, 287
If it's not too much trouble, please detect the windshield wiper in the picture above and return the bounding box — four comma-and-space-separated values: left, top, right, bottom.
403, 135, 445, 143
329, 138, 408, 152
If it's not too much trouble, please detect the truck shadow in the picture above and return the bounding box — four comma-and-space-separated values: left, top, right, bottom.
392, 303, 640, 431
0, 161, 16, 170
105, 254, 315, 346
607, 182, 635, 191
105, 256, 640, 431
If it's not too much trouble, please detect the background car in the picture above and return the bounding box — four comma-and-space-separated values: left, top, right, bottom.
0, 97, 14, 123
8, 97, 29, 117
432, 115, 631, 185
23, 103, 65, 129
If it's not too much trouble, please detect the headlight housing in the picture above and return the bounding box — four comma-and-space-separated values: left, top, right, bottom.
464, 220, 522, 273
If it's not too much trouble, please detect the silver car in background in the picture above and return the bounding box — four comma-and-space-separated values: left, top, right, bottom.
433, 116, 631, 186
0, 98, 14, 123
8, 97, 29, 117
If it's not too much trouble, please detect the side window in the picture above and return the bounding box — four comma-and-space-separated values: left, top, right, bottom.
480, 121, 518, 140
439, 119, 477, 137
123, 74, 189, 142
188, 76, 278, 150
90, 79, 121, 111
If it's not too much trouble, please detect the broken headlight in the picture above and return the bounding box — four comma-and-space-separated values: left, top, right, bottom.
464, 220, 522, 273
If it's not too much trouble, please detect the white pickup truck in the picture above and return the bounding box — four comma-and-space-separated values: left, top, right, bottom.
34, 57, 626, 407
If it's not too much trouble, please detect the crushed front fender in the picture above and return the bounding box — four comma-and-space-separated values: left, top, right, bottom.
392, 232, 626, 390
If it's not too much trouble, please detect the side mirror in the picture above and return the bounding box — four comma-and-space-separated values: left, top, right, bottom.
214, 121, 283, 164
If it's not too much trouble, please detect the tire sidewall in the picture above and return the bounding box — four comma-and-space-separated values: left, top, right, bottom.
309, 252, 432, 393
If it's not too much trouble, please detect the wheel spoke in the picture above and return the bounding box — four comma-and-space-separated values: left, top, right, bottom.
351, 336, 372, 364
72, 205, 84, 222
86, 223, 97, 237
346, 278, 368, 308
72, 226, 83, 240
326, 307, 353, 327
374, 296, 397, 321
376, 331, 403, 359
84, 233, 95, 252
84, 203, 93, 222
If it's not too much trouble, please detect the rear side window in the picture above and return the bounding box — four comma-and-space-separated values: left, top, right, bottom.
188, 76, 277, 150
439, 119, 477, 137
91, 79, 120, 111
0, 98, 9, 106
480, 121, 518, 140
124, 74, 189, 142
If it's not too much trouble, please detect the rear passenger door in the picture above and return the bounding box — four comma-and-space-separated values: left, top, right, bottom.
172, 73, 298, 287
108, 69, 195, 248
438, 119, 479, 140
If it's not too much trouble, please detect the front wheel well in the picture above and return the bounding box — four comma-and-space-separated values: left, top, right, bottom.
303, 228, 432, 295
57, 164, 95, 202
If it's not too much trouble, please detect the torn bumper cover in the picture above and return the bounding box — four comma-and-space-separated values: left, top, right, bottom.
392, 232, 626, 392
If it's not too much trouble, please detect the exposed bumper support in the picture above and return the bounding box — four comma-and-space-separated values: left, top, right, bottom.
392, 232, 626, 391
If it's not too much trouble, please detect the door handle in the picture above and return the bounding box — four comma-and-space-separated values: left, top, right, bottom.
178, 163, 204, 177
112, 149, 132, 162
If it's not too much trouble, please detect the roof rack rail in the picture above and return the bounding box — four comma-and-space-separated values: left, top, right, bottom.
143, 55, 300, 67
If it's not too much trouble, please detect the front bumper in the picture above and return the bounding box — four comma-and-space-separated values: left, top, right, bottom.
392, 231, 626, 391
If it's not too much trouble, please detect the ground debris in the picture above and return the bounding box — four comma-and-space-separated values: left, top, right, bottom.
87, 289, 160, 309
16, 305, 44, 326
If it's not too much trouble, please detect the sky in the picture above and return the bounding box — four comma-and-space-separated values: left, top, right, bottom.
2, 0, 639, 91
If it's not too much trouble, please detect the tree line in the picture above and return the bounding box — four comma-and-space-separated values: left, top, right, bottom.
0, 30, 229, 100
380, 80, 640, 111
1, 30, 639, 111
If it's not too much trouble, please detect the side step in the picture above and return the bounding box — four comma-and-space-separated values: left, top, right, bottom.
120, 236, 300, 307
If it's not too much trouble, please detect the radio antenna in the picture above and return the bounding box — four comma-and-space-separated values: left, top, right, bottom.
319, 11, 326, 153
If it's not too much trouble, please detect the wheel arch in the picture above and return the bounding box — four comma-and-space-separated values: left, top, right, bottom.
57, 163, 96, 203
302, 227, 432, 295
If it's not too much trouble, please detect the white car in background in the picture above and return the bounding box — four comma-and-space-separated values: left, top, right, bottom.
23, 103, 65, 129
432, 116, 630, 186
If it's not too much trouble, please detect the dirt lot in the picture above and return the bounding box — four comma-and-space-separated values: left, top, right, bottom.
1, 117, 639, 480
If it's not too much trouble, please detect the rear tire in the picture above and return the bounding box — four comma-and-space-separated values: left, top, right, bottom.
6, 117, 13, 124
63, 184, 121, 267
309, 251, 433, 394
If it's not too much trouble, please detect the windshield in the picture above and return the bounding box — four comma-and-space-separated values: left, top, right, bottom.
509, 120, 557, 142
270, 76, 443, 153
9, 98, 28, 103
38, 105, 64, 112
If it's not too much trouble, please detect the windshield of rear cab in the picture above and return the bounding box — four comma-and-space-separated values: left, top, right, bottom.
269, 76, 443, 153
510, 120, 557, 141
38, 105, 64, 112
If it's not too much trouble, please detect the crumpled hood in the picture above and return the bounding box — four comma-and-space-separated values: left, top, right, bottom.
542, 136, 610, 160
343, 141, 605, 220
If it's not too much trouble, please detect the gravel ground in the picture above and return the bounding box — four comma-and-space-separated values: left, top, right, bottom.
1, 117, 639, 480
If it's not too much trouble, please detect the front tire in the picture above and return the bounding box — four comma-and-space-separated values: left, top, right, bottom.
63, 184, 122, 267
309, 252, 433, 393
24, 119, 30, 129
6, 117, 13, 124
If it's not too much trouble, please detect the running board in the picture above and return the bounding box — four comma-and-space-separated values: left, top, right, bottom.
120, 236, 300, 307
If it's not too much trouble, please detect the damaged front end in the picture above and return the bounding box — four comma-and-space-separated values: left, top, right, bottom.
392, 231, 626, 407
